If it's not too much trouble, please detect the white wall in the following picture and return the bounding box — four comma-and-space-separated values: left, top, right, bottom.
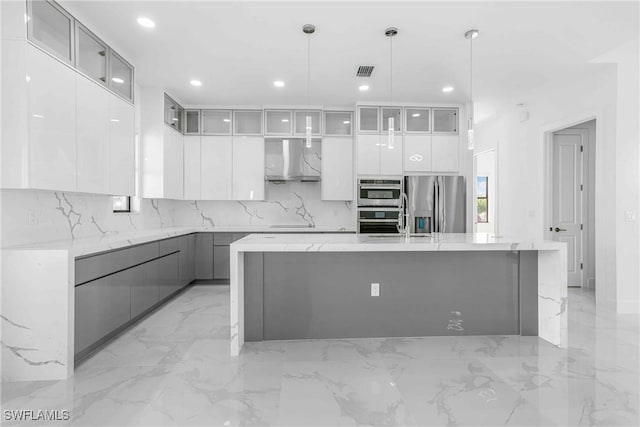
475, 41, 638, 313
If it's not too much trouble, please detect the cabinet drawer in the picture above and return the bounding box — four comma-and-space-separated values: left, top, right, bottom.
74, 269, 131, 355
130, 242, 159, 266
159, 237, 178, 256
75, 249, 131, 285
213, 232, 235, 246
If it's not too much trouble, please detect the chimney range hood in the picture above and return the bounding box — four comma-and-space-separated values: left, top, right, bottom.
265, 137, 321, 182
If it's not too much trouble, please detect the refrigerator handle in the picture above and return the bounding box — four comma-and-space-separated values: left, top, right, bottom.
440, 178, 446, 232
435, 178, 440, 232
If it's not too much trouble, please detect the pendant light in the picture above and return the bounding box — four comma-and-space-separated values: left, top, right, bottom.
465, 29, 479, 151
385, 27, 398, 150
303, 24, 315, 148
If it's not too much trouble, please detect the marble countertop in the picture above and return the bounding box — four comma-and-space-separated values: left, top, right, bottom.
1, 225, 355, 257
231, 232, 566, 252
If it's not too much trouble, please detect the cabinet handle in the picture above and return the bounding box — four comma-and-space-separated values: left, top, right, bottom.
554, 227, 567, 232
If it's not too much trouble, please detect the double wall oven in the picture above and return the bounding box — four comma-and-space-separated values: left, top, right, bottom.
357, 179, 403, 234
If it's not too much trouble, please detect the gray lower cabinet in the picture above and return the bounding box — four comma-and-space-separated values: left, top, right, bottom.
130, 263, 149, 319
213, 246, 230, 280
213, 233, 248, 280
75, 235, 193, 359
178, 234, 196, 286
195, 233, 214, 280
75, 269, 132, 355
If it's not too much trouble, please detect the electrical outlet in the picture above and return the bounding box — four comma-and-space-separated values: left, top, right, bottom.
28, 210, 39, 225
625, 211, 636, 222
371, 283, 380, 297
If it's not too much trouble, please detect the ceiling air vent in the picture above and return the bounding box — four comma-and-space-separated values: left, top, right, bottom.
356, 65, 375, 77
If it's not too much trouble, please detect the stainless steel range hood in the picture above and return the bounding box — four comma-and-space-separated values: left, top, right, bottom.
265, 137, 321, 182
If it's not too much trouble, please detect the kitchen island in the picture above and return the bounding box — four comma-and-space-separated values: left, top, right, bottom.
230, 233, 567, 355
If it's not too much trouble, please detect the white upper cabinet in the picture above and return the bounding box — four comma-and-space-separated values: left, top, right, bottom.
381, 107, 402, 133
405, 108, 430, 133
75, 24, 107, 85
108, 51, 133, 102
201, 136, 233, 200
431, 135, 459, 172
184, 110, 201, 135
380, 135, 403, 175
294, 110, 322, 136
322, 137, 353, 200
28, 44, 77, 191
141, 87, 185, 199
108, 95, 135, 196
163, 126, 184, 200
232, 136, 264, 200
183, 136, 201, 200
324, 111, 353, 136
202, 110, 232, 135
433, 108, 458, 134
233, 110, 262, 135
265, 110, 293, 135
357, 134, 381, 176
358, 106, 379, 133
76, 74, 109, 194
27, 0, 74, 64
404, 134, 432, 173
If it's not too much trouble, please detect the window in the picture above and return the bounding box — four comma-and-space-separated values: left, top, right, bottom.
112, 196, 130, 213
476, 176, 488, 223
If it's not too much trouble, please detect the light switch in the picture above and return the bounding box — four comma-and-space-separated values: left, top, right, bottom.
625, 211, 636, 222
371, 283, 380, 297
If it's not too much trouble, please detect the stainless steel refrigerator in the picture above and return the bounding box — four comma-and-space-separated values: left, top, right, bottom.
405, 176, 466, 233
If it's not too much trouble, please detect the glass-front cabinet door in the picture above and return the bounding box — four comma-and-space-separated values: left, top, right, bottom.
265, 110, 293, 135
358, 107, 379, 133
202, 110, 232, 135
324, 111, 353, 136
109, 51, 133, 101
405, 108, 430, 133
164, 94, 183, 132
27, 0, 74, 63
185, 110, 201, 134
294, 110, 322, 136
381, 107, 402, 132
433, 108, 458, 133
233, 110, 263, 135
75, 24, 107, 84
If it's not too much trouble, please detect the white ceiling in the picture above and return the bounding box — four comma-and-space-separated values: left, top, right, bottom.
61, 1, 638, 109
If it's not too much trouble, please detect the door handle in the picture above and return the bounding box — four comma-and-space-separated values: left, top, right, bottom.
554, 227, 567, 232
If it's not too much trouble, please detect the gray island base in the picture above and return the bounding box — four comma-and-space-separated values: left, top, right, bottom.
230, 233, 567, 355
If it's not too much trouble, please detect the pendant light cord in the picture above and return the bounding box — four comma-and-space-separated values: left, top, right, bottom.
307, 34, 311, 106
469, 36, 473, 104
390, 36, 393, 104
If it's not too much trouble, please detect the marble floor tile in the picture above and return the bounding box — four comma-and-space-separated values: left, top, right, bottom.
2, 285, 638, 427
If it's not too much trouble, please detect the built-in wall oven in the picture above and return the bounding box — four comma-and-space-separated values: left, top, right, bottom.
357, 179, 403, 234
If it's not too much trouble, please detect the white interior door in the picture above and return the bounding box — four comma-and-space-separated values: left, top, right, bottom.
552, 129, 586, 287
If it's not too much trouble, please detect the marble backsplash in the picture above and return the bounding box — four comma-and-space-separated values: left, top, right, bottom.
1, 183, 355, 247
0, 190, 175, 247
174, 182, 355, 229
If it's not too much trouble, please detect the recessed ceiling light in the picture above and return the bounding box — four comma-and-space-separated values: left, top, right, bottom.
111, 77, 124, 84
110, 119, 120, 122
442, 86, 454, 93
190, 80, 202, 87
137, 17, 155, 28
281, 119, 289, 122
412, 113, 421, 117
359, 84, 370, 91
172, 118, 179, 121
343, 121, 351, 124
223, 119, 231, 123
274, 80, 285, 87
